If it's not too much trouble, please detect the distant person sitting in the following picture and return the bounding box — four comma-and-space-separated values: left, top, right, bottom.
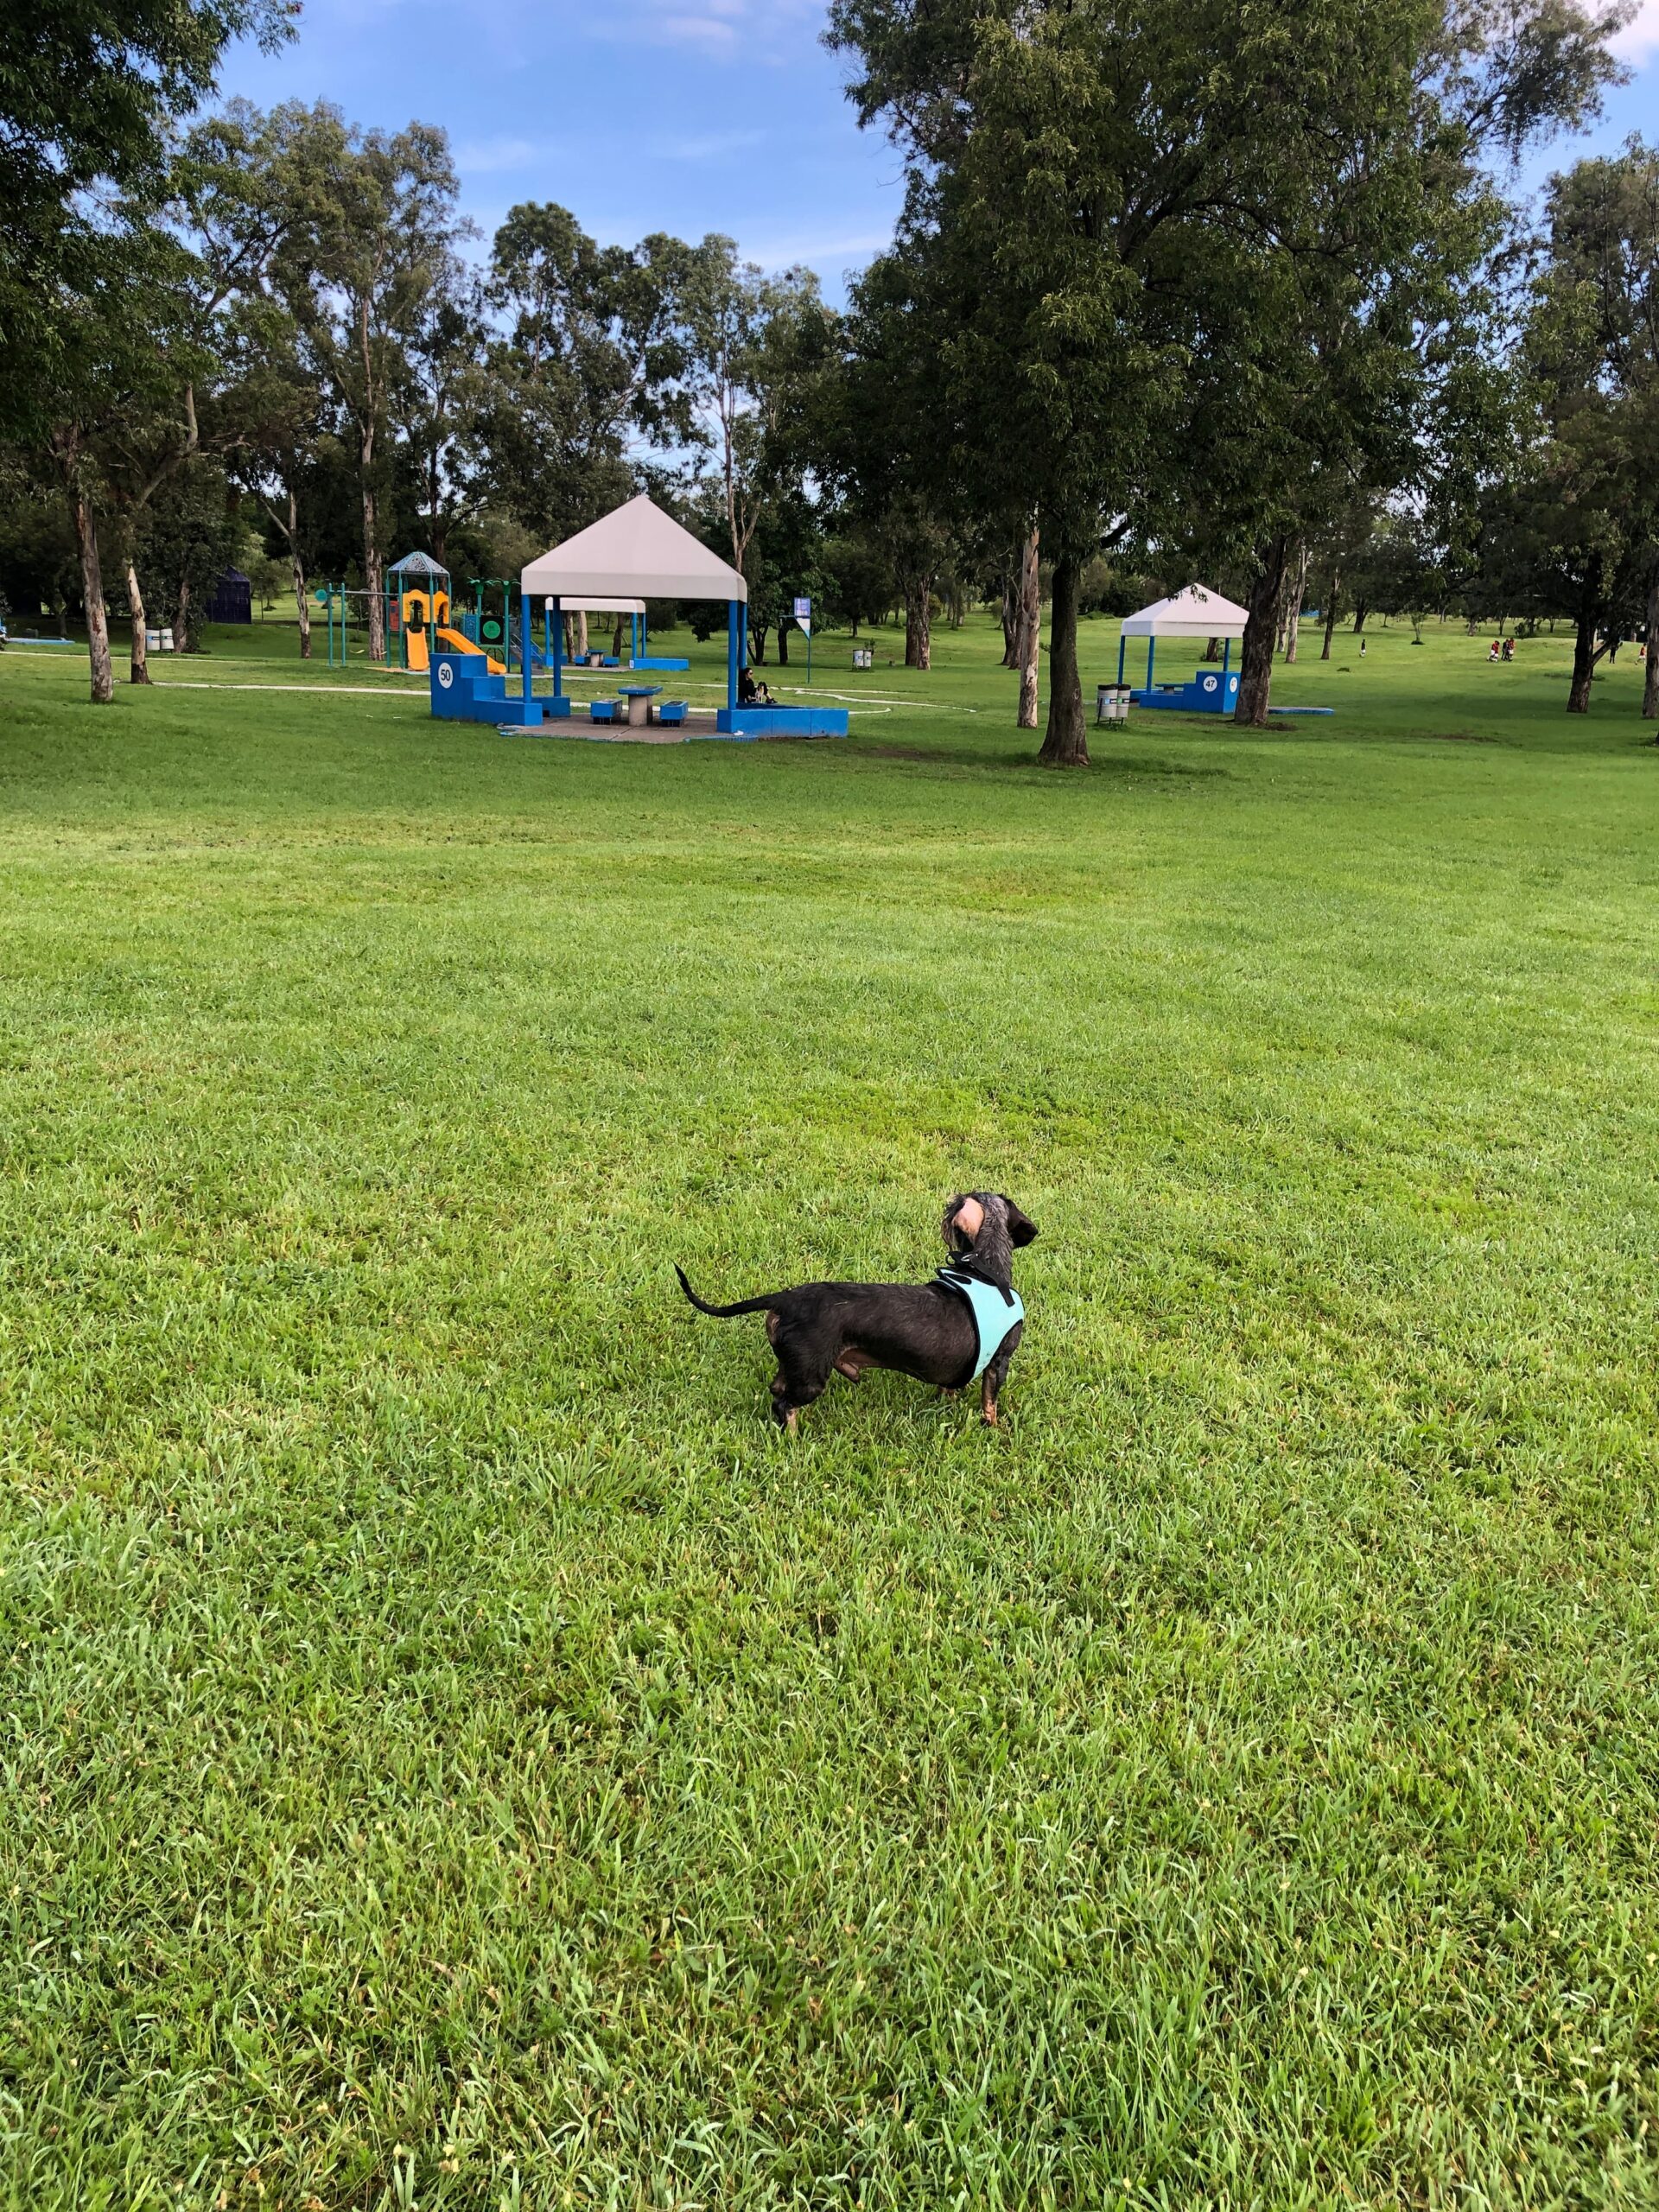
738, 664, 774, 706
1502, 636, 1516, 661
1488, 640, 1500, 662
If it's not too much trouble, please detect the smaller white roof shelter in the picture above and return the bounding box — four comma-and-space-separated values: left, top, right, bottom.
1121, 584, 1249, 639
522, 495, 747, 604
545, 596, 645, 615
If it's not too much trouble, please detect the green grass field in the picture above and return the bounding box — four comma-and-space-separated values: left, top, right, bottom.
3, 613, 1656, 2211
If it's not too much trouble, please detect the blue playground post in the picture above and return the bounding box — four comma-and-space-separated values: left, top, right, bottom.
543, 603, 551, 666
521, 593, 531, 708
551, 597, 563, 700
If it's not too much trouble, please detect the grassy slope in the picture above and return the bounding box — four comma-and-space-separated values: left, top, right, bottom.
2, 615, 1656, 2211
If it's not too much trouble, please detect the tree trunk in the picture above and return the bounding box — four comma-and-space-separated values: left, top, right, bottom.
1283, 543, 1309, 663
904, 575, 932, 669
777, 623, 790, 666
52, 429, 112, 702
1352, 604, 1369, 634
1000, 569, 1019, 666
295, 550, 311, 659
613, 616, 626, 658
362, 465, 385, 664
73, 491, 112, 702
1036, 553, 1087, 767
1203, 634, 1220, 662
1643, 556, 1659, 721
751, 623, 769, 664
1235, 537, 1288, 726
1321, 575, 1340, 661
575, 612, 588, 659
175, 575, 194, 654
1567, 555, 1603, 714
125, 558, 150, 684
1016, 526, 1040, 729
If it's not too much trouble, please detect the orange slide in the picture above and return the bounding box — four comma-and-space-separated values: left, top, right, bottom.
433, 625, 505, 676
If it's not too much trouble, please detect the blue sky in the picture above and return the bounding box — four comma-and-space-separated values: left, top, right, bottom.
217, 0, 1659, 305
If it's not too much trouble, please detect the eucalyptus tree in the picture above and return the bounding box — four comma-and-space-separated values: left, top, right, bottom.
799, 250, 961, 670
827, 0, 1629, 759
3, 0, 292, 697
33, 219, 206, 700
391, 244, 487, 569
671, 236, 824, 584
270, 106, 460, 662
0, 0, 293, 447
479, 204, 692, 549
1531, 142, 1659, 715
86, 104, 301, 682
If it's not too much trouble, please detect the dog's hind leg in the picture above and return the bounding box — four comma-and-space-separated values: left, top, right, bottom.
770, 1335, 835, 1433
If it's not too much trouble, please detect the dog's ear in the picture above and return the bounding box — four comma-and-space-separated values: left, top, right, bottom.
943, 1193, 980, 1250
1001, 1198, 1039, 1247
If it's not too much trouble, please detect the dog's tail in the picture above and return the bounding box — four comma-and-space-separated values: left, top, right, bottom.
675, 1264, 781, 1319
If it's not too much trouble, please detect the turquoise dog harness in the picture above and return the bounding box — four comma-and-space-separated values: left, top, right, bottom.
936, 1265, 1025, 1382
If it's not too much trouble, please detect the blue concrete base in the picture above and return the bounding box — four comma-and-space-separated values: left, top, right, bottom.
715, 705, 849, 738
1130, 667, 1240, 713
633, 656, 690, 671
431, 652, 575, 726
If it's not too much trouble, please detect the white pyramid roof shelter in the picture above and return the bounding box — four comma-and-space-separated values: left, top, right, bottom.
522, 495, 747, 604
1121, 584, 1249, 639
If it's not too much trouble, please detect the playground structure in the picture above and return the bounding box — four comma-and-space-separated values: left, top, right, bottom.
386, 552, 451, 674
429, 496, 849, 739
1119, 585, 1248, 713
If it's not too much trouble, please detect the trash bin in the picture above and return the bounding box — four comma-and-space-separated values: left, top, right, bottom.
1096, 683, 1131, 725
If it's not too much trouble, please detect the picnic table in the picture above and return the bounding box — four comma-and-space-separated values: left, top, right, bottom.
619, 683, 663, 728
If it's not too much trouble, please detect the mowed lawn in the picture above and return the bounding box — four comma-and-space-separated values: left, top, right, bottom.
2, 616, 1656, 2211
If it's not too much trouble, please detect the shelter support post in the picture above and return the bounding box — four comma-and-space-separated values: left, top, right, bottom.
1117, 635, 1125, 685
727, 601, 740, 710
522, 594, 531, 706
552, 598, 562, 698
1222, 638, 1230, 674
1147, 638, 1156, 690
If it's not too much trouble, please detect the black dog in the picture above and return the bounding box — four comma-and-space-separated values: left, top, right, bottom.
676, 1192, 1037, 1431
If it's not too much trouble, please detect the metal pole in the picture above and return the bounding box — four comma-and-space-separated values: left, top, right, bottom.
727, 601, 739, 710
1222, 637, 1230, 675
551, 596, 563, 700
1147, 637, 1155, 690
521, 593, 531, 707
1117, 633, 1125, 686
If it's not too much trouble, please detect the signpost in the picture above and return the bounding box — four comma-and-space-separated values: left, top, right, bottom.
793, 595, 811, 687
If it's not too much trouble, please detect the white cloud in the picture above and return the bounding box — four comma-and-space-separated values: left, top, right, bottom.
453, 134, 547, 173
1611, 0, 1659, 60
655, 10, 740, 44
658, 126, 770, 158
